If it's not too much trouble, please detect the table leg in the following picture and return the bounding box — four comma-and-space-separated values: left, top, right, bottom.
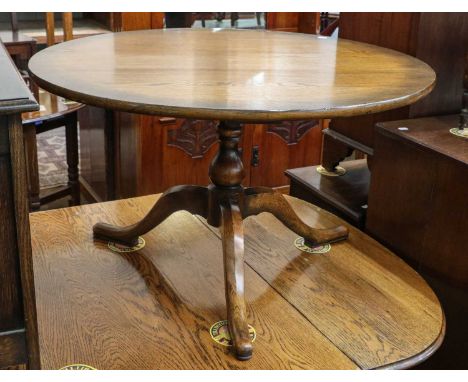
220, 200, 252, 360
65, 113, 80, 206
243, 187, 348, 245
23, 124, 41, 211
93, 185, 209, 246
92, 120, 348, 360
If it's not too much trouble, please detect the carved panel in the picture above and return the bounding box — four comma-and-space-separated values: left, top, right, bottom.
267, 120, 319, 144
167, 119, 219, 158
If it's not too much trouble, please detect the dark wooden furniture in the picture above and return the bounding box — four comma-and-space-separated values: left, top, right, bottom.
367, 115, 468, 285
286, 159, 370, 228
22, 90, 83, 211
78, 111, 325, 201
321, 13, 468, 172
365, 115, 467, 369
0, 31, 39, 101
0, 42, 40, 369
29, 29, 435, 361
30, 194, 444, 369
287, 13, 468, 229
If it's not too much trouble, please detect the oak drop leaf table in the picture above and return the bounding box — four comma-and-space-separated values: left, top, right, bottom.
29, 29, 436, 360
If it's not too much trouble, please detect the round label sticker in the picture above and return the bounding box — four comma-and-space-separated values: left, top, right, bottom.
210, 320, 256, 347
294, 237, 331, 254
108, 237, 145, 253
316, 165, 346, 177
59, 364, 96, 370
449, 127, 468, 139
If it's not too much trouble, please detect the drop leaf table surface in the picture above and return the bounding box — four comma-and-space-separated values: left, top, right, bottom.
28, 29, 436, 360
30, 194, 444, 369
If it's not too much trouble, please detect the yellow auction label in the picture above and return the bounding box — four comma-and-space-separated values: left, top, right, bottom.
108, 237, 146, 253
449, 127, 468, 138
294, 237, 331, 254
210, 320, 256, 347
59, 364, 96, 370
316, 165, 346, 177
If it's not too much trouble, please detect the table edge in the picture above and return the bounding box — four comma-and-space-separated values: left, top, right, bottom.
373, 311, 446, 370
28, 70, 435, 122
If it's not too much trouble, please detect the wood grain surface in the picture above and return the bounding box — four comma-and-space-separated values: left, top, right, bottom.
30, 194, 444, 369
28, 29, 435, 122
22, 90, 83, 125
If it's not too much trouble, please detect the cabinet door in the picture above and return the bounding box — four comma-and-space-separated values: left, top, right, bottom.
120, 117, 251, 197
248, 120, 323, 188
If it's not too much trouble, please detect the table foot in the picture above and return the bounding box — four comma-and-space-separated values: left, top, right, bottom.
93, 185, 209, 246
244, 187, 348, 246
220, 200, 253, 360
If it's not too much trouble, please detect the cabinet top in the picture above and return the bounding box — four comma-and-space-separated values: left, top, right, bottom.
0, 42, 38, 115
377, 114, 468, 165
29, 29, 435, 122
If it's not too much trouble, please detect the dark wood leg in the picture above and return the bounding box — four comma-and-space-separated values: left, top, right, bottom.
93, 185, 209, 246
22, 124, 41, 211
220, 201, 252, 360
65, 112, 80, 206
321, 133, 354, 173
243, 187, 348, 245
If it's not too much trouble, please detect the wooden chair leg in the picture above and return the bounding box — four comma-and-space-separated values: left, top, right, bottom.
62, 12, 73, 42
45, 13, 55, 46
22, 124, 41, 211
65, 113, 80, 206
243, 188, 349, 246
93, 185, 209, 246
220, 200, 253, 360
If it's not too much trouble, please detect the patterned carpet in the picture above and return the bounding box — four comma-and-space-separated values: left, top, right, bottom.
37, 127, 75, 189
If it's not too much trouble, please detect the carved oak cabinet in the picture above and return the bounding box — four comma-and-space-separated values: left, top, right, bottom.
79, 108, 324, 201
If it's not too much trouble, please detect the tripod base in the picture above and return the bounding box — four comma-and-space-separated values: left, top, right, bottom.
93, 184, 348, 360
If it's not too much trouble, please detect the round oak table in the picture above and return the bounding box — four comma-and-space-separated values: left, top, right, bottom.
29, 29, 436, 360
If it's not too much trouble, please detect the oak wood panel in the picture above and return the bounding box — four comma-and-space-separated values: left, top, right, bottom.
8, 114, 41, 368
202, 196, 444, 369
30, 196, 358, 370
266, 13, 320, 34
30, 194, 443, 369
0, 41, 40, 369
0, 124, 23, 332
366, 115, 468, 286
266, 13, 300, 32
113, 115, 255, 198
29, 29, 435, 122
411, 13, 468, 117
249, 121, 323, 187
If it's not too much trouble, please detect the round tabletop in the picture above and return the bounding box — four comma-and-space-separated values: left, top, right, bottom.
29, 29, 436, 122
